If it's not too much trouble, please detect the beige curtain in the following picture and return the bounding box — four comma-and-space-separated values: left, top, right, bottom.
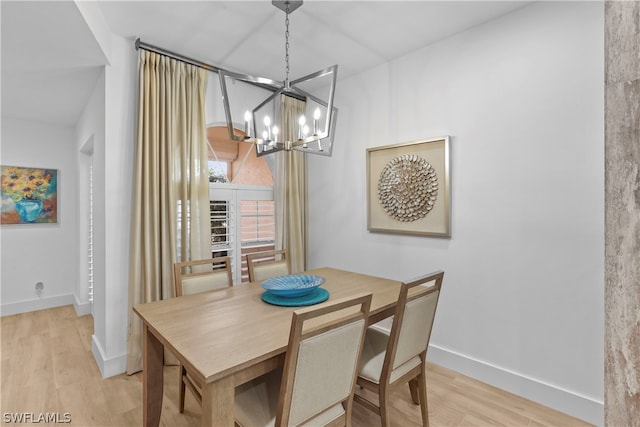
275, 95, 307, 273
126, 51, 210, 374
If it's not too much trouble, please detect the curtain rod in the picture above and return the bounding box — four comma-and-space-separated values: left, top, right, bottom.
135, 38, 226, 74
135, 38, 285, 95
134, 38, 303, 99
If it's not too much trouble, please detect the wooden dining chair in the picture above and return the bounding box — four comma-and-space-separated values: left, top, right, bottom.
354, 271, 444, 427
234, 293, 373, 427
246, 249, 290, 282
173, 256, 233, 297
173, 256, 233, 412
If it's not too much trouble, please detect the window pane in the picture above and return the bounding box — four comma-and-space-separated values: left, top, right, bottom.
211, 200, 232, 260
208, 160, 228, 183
240, 200, 275, 247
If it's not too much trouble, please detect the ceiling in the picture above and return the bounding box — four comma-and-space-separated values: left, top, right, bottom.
1, 1, 531, 127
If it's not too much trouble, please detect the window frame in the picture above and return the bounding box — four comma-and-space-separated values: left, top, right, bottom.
209, 183, 274, 283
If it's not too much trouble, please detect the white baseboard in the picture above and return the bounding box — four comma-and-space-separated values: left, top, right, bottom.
73, 294, 92, 316
427, 343, 604, 427
91, 335, 127, 378
0, 293, 75, 316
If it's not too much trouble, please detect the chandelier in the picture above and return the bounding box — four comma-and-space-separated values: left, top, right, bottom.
218, 0, 338, 157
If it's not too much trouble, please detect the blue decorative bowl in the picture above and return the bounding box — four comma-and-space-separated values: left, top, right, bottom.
261, 274, 325, 298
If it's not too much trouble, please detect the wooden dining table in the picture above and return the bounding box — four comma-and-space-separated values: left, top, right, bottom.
133, 266, 403, 427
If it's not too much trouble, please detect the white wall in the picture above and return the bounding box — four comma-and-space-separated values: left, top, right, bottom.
1, 118, 78, 315
102, 34, 136, 376
307, 2, 604, 425
74, 34, 136, 378
75, 69, 108, 367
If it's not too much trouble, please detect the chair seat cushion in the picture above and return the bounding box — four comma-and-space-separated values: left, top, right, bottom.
235, 368, 345, 427
358, 327, 421, 384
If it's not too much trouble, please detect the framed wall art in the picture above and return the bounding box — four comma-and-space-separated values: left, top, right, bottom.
367, 136, 450, 237
1, 165, 58, 224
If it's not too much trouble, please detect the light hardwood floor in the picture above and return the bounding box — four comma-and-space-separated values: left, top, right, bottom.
1, 306, 592, 427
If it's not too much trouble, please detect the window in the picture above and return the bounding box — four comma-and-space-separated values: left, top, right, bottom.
240, 200, 275, 248
205, 125, 275, 282
209, 183, 274, 283
208, 160, 229, 183
210, 199, 232, 259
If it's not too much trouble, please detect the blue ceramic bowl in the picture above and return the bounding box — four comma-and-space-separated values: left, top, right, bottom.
261, 274, 325, 298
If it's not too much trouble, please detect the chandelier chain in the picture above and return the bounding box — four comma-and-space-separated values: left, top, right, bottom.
284, 3, 290, 86
217, 0, 337, 156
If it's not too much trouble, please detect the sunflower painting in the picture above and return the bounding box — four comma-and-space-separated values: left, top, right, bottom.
1, 166, 58, 224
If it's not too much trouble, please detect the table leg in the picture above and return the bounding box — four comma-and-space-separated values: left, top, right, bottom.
143, 323, 164, 427
201, 376, 234, 427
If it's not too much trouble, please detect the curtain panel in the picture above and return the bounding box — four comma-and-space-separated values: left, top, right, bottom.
126, 51, 209, 374
275, 95, 307, 274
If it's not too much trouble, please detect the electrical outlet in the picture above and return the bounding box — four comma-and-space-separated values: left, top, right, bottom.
35, 282, 44, 297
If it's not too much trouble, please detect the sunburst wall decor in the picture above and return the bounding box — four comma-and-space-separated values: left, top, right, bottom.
367, 137, 450, 237
377, 154, 439, 222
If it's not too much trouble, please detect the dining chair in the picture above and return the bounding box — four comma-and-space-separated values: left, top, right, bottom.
246, 249, 290, 282
172, 256, 233, 412
234, 293, 373, 427
173, 256, 233, 297
354, 271, 444, 427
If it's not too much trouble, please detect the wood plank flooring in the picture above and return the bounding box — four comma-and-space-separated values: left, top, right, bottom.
1, 306, 592, 426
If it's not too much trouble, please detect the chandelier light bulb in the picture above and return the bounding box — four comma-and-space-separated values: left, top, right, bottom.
313, 108, 321, 135
298, 115, 307, 140
272, 125, 279, 142
244, 111, 252, 138
302, 124, 310, 148
263, 115, 272, 141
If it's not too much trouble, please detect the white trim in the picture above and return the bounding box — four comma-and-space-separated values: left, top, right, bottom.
73, 294, 92, 316
209, 182, 272, 192
427, 343, 604, 427
91, 335, 127, 378
0, 294, 74, 317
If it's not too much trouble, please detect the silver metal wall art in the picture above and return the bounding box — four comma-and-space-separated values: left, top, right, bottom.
367, 137, 451, 237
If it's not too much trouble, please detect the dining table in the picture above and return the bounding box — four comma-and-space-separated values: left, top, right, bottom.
133, 266, 403, 427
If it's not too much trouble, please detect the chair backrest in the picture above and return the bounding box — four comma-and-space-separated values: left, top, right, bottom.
246, 249, 290, 282
277, 293, 372, 426
382, 271, 443, 382
173, 257, 233, 297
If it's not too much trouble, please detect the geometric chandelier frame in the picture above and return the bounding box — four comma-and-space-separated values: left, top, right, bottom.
218, 0, 338, 157
218, 65, 338, 157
